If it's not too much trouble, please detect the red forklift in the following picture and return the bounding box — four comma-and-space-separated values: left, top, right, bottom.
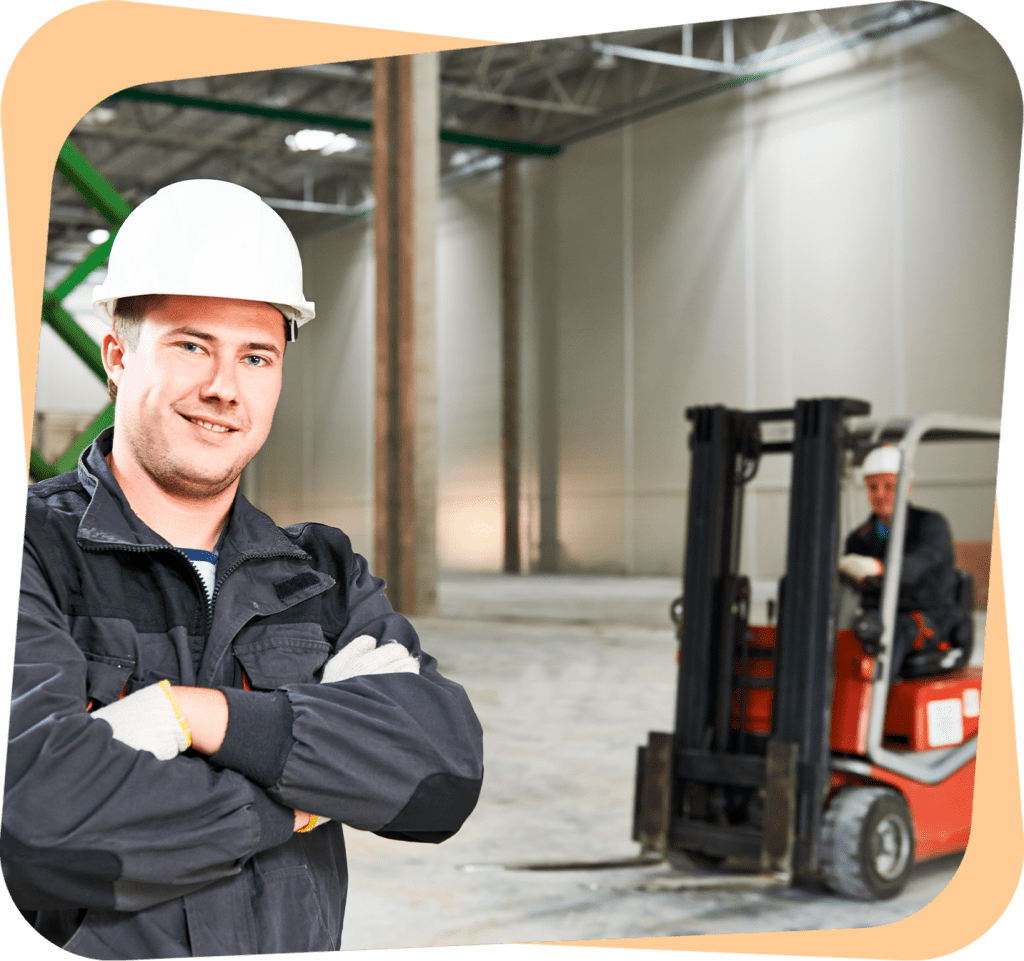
632, 398, 998, 899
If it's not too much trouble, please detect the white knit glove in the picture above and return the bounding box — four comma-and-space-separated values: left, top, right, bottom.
320, 635, 421, 684
91, 680, 192, 760
839, 554, 884, 582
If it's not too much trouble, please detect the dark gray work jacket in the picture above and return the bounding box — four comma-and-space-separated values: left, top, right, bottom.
2, 429, 483, 958
844, 504, 959, 615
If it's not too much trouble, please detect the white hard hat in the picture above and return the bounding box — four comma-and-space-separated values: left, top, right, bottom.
93, 180, 315, 336
862, 444, 902, 477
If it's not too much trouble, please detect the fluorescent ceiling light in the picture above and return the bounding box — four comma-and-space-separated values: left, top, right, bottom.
285, 129, 357, 154
321, 133, 358, 155
450, 149, 478, 167
80, 107, 117, 126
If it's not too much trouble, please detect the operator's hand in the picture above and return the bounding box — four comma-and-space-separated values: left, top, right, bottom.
91, 680, 192, 760
838, 554, 884, 582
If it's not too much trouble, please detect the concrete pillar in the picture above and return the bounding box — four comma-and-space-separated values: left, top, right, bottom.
373, 53, 439, 615
501, 161, 521, 574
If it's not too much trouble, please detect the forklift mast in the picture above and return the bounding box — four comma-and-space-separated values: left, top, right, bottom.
654, 397, 869, 877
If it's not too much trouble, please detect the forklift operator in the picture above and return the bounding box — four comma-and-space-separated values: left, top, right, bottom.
2, 180, 484, 958
837, 444, 961, 675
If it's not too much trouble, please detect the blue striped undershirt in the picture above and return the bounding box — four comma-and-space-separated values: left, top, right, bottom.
180, 548, 218, 599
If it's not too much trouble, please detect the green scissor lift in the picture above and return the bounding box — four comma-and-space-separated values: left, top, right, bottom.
30, 142, 132, 481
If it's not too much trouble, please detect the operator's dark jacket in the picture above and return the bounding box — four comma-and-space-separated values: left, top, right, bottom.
2, 429, 484, 958
844, 504, 958, 617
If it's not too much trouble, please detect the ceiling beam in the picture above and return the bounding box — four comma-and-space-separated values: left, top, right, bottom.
590, 40, 742, 75
442, 83, 598, 116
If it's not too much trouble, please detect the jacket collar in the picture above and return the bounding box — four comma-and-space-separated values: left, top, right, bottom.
76, 428, 305, 564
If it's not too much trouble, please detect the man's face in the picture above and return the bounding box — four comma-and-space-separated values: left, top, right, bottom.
865, 472, 898, 524
105, 295, 286, 499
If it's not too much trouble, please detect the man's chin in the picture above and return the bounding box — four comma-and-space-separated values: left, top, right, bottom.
154, 461, 246, 500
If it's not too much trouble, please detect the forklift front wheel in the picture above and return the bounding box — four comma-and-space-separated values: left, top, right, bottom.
820, 786, 915, 900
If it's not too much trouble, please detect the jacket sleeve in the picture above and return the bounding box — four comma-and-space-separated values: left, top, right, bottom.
899, 511, 954, 589
210, 551, 484, 842
1, 538, 296, 914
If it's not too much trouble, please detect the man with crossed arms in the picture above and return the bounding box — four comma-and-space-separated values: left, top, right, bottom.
3, 180, 483, 957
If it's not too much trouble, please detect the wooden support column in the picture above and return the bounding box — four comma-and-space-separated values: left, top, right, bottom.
501, 161, 521, 574
373, 53, 439, 615
532, 162, 560, 573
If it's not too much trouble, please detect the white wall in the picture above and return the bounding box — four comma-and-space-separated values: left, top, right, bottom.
34, 12, 1019, 580
435, 176, 503, 570
524, 11, 1017, 578
205, 11, 1024, 578
255, 219, 377, 560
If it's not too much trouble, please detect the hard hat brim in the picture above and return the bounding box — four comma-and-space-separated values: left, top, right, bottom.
92, 289, 315, 326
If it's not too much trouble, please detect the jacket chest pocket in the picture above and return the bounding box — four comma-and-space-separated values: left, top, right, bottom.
232, 626, 332, 690
82, 652, 136, 709
73, 616, 188, 707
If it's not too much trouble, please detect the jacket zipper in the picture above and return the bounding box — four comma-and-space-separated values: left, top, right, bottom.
82, 541, 307, 677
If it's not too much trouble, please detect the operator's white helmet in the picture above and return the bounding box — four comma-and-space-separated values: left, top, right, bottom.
862, 444, 902, 477
92, 179, 314, 338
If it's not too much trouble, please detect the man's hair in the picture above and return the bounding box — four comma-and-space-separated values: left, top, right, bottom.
108, 295, 169, 403
106, 295, 289, 402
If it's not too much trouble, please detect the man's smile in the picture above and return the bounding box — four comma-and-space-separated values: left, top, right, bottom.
180, 413, 239, 434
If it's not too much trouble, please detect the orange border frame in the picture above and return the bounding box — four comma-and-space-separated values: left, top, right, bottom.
3, 3, 1021, 958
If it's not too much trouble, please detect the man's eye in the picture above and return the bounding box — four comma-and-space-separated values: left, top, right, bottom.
245, 355, 268, 367
181, 342, 203, 353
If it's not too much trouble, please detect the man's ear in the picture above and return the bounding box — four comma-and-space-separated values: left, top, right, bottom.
102, 331, 127, 389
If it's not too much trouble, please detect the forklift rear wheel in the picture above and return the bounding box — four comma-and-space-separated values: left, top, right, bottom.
820, 786, 915, 900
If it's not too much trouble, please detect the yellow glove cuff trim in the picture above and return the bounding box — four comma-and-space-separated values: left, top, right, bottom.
158, 679, 192, 750
296, 815, 319, 833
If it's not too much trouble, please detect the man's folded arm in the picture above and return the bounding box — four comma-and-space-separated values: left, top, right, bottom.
2, 545, 296, 914
207, 551, 485, 842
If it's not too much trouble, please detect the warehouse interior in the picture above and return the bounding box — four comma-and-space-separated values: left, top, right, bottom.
30, 2, 1019, 946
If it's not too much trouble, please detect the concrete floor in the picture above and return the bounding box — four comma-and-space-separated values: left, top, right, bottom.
339, 574, 980, 950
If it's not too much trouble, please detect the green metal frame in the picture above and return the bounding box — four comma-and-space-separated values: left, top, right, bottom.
31, 141, 128, 480
107, 88, 562, 156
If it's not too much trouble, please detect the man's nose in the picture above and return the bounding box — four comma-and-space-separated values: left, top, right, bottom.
201, 355, 240, 402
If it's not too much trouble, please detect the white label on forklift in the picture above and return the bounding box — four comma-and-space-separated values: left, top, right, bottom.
962, 688, 981, 718
927, 698, 965, 747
